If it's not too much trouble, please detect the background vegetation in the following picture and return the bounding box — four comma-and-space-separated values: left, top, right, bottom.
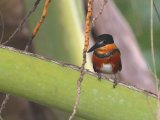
0, 0, 159, 120
25, 0, 160, 77
114, 0, 160, 77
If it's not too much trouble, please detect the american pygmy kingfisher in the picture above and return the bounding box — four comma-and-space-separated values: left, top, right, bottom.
88, 34, 122, 87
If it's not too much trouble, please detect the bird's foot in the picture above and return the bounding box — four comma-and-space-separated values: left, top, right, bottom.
113, 74, 118, 88
113, 79, 117, 88
97, 73, 101, 81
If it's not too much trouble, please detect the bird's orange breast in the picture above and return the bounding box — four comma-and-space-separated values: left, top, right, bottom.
95, 44, 117, 54
92, 44, 122, 73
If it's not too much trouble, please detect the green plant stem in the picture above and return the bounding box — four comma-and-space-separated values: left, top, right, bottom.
0, 46, 157, 120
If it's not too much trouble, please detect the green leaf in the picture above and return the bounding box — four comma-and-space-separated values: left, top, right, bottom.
0, 46, 157, 120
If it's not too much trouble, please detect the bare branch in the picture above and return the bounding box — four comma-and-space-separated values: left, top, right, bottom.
25, 0, 51, 51
92, 0, 108, 26
0, 94, 10, 117
0, 11, 4, 44
68, 0, 93, 120
2, 0, 41, 45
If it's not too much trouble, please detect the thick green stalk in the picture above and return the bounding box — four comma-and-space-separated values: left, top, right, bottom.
0, 46, 157, 120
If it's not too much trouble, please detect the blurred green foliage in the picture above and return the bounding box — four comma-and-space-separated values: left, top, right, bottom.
114, 0, 160, 78
25, 0, 160, 77
24, 0, 87, 66
0, 116, 3, 120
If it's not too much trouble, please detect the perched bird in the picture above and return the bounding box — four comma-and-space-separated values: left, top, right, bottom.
88, 34, 122, 87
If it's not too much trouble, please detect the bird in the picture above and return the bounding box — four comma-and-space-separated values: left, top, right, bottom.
88, 34, 122, 87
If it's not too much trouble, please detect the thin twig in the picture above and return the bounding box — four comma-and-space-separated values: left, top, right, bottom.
150, 0, 160, 118
2, 0, 41, 45
25, 0, 51, 51
68, 0, 92, 120
0, 11, 4, 44
0, 94, 10, 117
153, 0, 160, 22
92, 0, 108, 26
151, 0, 159, 100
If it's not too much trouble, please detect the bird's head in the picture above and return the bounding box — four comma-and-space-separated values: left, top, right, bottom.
88, 34, 114, 53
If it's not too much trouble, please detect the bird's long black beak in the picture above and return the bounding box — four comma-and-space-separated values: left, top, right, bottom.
87, 41, 103, 53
